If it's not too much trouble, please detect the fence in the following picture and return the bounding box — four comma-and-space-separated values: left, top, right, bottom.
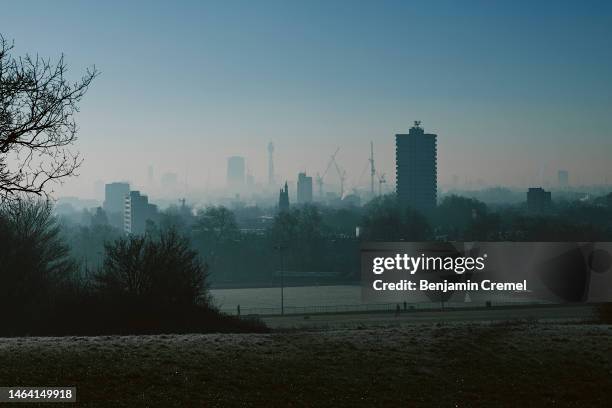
221, 298, 550, 317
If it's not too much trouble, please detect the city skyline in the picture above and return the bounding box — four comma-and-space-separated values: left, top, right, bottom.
2, 0, 611, 199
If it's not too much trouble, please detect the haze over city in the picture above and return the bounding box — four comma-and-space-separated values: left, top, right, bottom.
4, 2, 612, 406
2, 0, 611, 200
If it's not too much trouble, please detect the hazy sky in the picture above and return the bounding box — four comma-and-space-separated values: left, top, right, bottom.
2, 0, 612, 198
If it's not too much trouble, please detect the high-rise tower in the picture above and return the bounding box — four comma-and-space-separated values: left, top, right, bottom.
103, 182, 130, 214
297, 172, 313, 204
395, 121, 437, 213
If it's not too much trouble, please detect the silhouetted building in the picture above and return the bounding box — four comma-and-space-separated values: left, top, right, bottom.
527, 187, 552, 212
279, 182, 289, 212
103, 182, 130, 214
395, 121, 437, 213
103, 182, 130, 229
124, 190, 158, 235
227, 156, 246, 189
558, 170, 569, 188
297, 172, 313, 204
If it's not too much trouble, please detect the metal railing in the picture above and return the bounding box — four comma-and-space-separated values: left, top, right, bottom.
221, 298, 549, 317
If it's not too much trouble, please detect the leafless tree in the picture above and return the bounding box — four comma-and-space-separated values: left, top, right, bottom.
0, 34, 98, 202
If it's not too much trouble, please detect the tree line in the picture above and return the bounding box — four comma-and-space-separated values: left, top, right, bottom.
60, 191, 612, 288
0, 200, 266, 336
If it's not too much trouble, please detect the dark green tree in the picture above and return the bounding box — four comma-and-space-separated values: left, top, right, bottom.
193, 206, 240, 274
360, 195, 431, 241
0, 200, 77, 332
435, 195, 488, 236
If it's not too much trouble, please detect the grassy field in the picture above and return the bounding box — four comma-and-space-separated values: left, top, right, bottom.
1, 321, 611, 407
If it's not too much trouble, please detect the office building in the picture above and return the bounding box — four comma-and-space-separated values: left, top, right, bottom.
103, 182, 130, 214
297, 172, 313, 204
124, 190, 158, 235
395, 121, 437, 213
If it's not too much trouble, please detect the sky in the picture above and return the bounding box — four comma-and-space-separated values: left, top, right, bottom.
2, 0, 612, 199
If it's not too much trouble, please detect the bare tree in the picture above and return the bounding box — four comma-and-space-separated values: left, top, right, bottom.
96, 229, 209, 307
0, 34, 98, 202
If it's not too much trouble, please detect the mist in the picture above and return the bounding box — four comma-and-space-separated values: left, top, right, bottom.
2, 0, 611, 201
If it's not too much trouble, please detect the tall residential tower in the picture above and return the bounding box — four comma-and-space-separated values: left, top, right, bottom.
395, 121, 437, 213
124, 190, 158, 235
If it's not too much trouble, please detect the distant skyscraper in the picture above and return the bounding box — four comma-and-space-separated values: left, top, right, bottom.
527, 187, 552, 212
558, 170, 569, 188
103, 182, 130, 214
268, 142, 275, 186
227, 156, 246, 189
297, 172, 313, 204
395, 121, 437, 213
278, 182, 289, 211
124, 190, 158, 235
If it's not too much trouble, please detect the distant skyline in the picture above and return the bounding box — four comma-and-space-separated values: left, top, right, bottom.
2, 0, 611, 198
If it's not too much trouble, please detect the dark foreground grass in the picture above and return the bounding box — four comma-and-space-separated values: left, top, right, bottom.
1, 322, 611, 407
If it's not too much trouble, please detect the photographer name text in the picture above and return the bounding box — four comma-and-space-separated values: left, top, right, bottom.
372, 279, 528, 292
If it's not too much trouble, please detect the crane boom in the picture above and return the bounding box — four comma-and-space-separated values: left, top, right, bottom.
316, 147, 340, 198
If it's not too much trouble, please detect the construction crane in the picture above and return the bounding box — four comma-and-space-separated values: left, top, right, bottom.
377, 172, 386, 196
369, 141, 375, 196
316, 147, 339, 199
332, 156, 347, 198
352, 142, 375, 197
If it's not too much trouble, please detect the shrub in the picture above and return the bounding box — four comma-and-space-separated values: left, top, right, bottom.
95, 229, 208, 307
